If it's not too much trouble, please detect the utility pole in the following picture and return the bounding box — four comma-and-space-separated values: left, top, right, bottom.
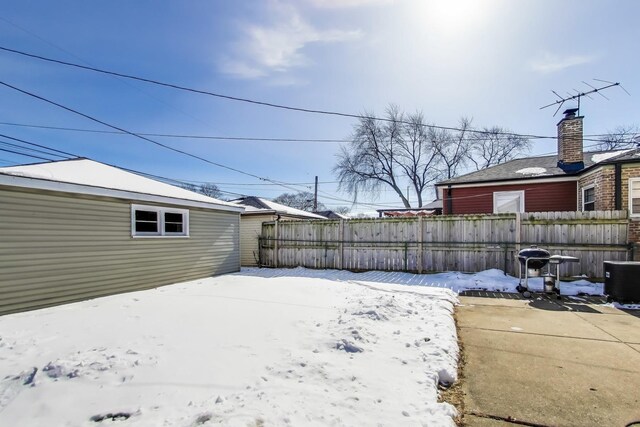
406, 186, 410, 206
313, 176, 318, 212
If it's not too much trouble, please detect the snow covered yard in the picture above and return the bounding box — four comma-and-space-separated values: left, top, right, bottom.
0, 269, 460, 426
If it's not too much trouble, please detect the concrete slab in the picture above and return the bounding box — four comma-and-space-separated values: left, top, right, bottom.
459, 296, 531, 309
457, 303, 616, 341
464, 413, 508, 426
461, 328, 640, 426
575, 311, 640, 344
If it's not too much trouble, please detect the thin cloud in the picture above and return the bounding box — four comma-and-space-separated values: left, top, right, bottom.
220, 3, 361, 81
530, 52, 597, 73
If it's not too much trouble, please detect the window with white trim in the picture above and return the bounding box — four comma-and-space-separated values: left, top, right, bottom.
131, 204, 189, 237
582, 185, 595, 211
493, 190, 525, 213
630, 178, 640, 217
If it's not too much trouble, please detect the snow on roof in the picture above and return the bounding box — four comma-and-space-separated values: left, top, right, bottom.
591, 149, 633, 163
259, 199, 326, 219
515, 167, 548, 175
0, 159, 242, 212
230, 197, 325, 219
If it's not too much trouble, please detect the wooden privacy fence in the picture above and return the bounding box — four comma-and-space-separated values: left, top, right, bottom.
258, 211, 631, 279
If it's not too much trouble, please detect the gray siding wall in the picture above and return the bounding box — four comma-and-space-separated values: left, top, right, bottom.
0, 186, 240, 315
240, 214, 276, 266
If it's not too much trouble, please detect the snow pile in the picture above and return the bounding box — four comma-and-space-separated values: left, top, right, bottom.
241, 267, 604, 296
611, 302, 640, 310
0, 272, 459, 426
515, 167, 548, 175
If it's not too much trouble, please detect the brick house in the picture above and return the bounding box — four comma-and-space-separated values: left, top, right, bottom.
435, 108, 640, 257
436, 108, 640, 216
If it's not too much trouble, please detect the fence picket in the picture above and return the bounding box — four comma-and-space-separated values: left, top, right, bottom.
260, 211, 629, 278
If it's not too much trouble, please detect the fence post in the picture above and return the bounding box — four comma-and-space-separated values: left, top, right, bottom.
418, 216, 424, 274
339, 219, 345, 270
274, 220, 279, 268
514, 212, 521, 276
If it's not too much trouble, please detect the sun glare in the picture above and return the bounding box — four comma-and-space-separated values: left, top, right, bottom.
424, 0, 486, 32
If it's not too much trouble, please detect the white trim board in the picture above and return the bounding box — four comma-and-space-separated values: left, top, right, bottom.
0, 174, 244, 213
436, 176, 577, 189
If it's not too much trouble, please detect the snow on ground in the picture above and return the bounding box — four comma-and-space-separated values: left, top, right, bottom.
244, 267, 604, 296
0, 269, 459, 427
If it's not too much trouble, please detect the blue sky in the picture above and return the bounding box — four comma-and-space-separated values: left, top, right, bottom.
1, 0, 638, 213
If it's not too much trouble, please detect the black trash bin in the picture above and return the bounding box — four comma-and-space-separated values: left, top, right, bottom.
604, 261, 640, 303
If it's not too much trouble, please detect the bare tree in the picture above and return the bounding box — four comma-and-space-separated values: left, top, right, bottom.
180, 183, 198, 192
180, 182, 223, 199
395, 112, 442, 207
467, 127, 531, 170
597, 125, 640, 150
334, 107, 529, 208
199, 183, 222, 198
334, 107, 413, 208
334, 206, 351, 215
431, 117, 472, 180
273, 191, 326, 212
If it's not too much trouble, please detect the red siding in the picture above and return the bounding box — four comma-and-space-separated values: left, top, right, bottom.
443, 181, 577, 214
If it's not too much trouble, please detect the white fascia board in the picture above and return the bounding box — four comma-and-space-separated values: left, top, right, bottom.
0, 174, 245, 213
435, 176, 577, 189
240, 210, 277, 216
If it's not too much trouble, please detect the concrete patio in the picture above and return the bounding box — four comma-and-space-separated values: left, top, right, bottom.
457, 292, 640, 426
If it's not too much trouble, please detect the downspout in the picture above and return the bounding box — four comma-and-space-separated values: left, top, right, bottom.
615, 163, 622, 210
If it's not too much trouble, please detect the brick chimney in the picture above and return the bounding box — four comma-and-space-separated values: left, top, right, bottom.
557, 108, 584, 172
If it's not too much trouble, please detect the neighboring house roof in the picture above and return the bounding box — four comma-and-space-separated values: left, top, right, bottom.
422, 199, 444, 209
437, 149, 638, 186
313, 210, 349, 219
229, 196, 326, 219
376, 201, 443, 217
0, 158, 243, 212
378, 209, 437, 217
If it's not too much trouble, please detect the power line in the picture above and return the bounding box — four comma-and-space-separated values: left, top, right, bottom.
0, 80, 287, 183
0, 88, 319, 199
0, 146, 54, 161
0, 121, 349, 143
0, 17, 223, 135
0, 44, 585, 141
0, 133, 77, 158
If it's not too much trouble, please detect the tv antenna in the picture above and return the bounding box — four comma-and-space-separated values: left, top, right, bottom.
540, 79, 630, 116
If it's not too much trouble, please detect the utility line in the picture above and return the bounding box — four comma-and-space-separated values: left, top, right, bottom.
0, 121, 349, 143
0, 139, 67, 159
0, 146, 54, 161
0, 80, 301, 189
0, 17, 220, 133
0, 133, 77, 158
0, 45, 599, 141
0, 120, 629, 143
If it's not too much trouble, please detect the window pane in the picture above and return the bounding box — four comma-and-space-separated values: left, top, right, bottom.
135, 210, 157, 222
165, 222, 183, 233
584, 188, 595, 203
135, 221, 158, 232
495, 192, 523, 213
165, 212, 183, 223
584, 202, 595, 211
633, 198, 640, 214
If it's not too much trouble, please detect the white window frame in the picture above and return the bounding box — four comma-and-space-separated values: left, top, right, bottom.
131, 204, 190, 238
629, 178, 640, 217
581, 184, 595, 212
493, 190, 525, 213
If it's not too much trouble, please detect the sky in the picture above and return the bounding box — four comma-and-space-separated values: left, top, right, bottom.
0, 0, 638, 214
